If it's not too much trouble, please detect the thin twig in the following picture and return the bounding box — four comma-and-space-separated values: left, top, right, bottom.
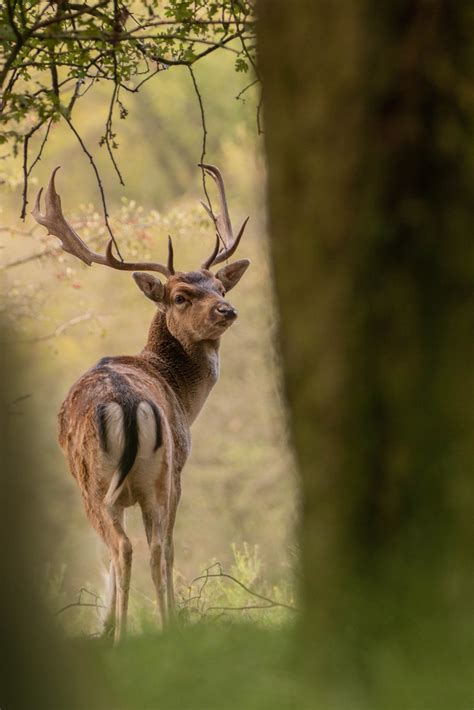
187, 65, 211, 216
21, 120, 45, 219
187, 64, 226, 251
188, 571, 297, 612
178, 561, 222, 616
27, 116, 53, 178
103, 82, 125, 185
179, 561, 297, 620
55, 601, 106, 616
3, 312, 96, 344
8, 394, 31, 407
0, 246, 58, 271
229, 2, 263, 134
62, 113, 124, 260
55, 586, 105, 616
235, 77, 259, 101
256, 86, 264, 136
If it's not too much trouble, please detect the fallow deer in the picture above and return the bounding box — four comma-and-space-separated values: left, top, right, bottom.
32, 165, 250, 642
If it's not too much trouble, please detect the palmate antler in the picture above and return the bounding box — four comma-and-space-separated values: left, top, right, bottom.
32, 166, 175, 277
199, 164, 249, 270
32, 165, 248, 276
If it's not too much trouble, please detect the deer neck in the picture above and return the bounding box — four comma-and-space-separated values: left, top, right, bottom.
141, 310, 220, 424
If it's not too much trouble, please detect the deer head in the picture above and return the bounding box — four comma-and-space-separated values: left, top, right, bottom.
32, 164, 250, 343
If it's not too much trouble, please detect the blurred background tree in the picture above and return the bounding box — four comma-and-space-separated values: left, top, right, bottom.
259, 0, 473, 706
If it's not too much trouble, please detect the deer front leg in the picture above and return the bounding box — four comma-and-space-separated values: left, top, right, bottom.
100, 560, 116, 638
165, 483, 181, 621
164, 537, 175, 621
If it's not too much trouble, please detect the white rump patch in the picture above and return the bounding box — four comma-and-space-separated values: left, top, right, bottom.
101, 400, 162, 506
137, 401, 160, 459
102, 401, 124, 461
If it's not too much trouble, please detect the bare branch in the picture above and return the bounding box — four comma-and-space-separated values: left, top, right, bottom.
187, 64, 219, 243
102, 82, 125, 185
235, 77, 258, 101
62, 114, 124, 261
2, 312, 97, 345
188, 571, 297, 612
55, 601, 106, 616
0, 245, 58, 271
27, 116, 53, 177
21, 120, 46, 219
55, 586, 105, 616
256, 87, 264, 136
178, 562, 297, 620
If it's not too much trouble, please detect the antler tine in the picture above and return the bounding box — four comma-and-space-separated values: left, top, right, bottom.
32, 167, 172, 278
202, 233, 220, 270
167, 235, 175, 275
102, 238, 172, 277
199, 163, 232, 245
32, 166, 107, 267
211, 216, 250, 266
198, 163, 249, 269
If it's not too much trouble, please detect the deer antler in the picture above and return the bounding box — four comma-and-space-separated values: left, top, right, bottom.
199, 164, 249, 270
32, 167, 174, 277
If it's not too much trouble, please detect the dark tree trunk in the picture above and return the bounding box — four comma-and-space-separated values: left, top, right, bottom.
258, 1, 473, 703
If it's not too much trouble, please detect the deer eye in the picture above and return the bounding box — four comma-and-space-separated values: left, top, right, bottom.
174, 294, 187, 305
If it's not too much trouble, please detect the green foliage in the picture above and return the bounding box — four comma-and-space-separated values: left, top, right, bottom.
176, 544, 296, 630
49, 544, 296, 637
0, 0, 257, 192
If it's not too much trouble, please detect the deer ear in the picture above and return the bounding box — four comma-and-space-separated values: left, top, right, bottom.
133, 272, 165, 303
215, 259, 250, 292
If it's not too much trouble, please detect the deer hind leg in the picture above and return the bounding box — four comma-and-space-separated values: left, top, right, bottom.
141, 504, 168, 629
134, 401, 170, 630
97, 503, 132, 644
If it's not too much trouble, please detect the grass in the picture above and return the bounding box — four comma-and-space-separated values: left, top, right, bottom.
27, 611, 472, 710
99, 624, 302, 710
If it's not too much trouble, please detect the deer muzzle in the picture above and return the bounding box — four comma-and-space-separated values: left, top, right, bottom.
214, 303, 238, 321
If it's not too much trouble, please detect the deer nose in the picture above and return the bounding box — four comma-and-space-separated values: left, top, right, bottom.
215, 303, 237, 320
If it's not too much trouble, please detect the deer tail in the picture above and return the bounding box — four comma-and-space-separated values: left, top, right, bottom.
97, 399, 162, 507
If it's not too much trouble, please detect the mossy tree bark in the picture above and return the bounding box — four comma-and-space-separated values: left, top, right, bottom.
258, 1, 473, 702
